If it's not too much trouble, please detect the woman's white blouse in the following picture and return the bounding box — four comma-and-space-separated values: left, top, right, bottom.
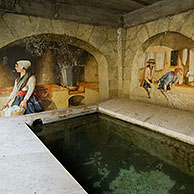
8, 75, 36, 100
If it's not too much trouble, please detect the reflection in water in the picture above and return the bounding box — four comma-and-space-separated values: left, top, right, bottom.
33, 113, 194, 194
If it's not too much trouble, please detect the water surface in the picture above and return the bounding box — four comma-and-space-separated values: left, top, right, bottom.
33, 113, 194, 194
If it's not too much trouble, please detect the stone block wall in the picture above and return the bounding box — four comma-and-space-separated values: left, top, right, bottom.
2, 10, 194, 112
123, 9, 194, 112
0, 13, 118, 102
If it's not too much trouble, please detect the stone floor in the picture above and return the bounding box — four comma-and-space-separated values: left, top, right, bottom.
0, 105, 98, 194
1, 97, 194, 194
0, 121, 87, 194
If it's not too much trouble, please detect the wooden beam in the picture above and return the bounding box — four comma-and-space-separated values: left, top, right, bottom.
131, 0, 151, 6
56, 3, 122, 27
124, 0, 194, 28
0, 0, 121, 28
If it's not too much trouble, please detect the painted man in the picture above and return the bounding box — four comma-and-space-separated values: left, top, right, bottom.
158, 68, 183, 93
141, 58, 155, 98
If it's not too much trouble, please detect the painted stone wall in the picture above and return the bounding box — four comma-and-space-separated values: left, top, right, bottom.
84, 55, 98, 82
35, 50, 56, 85
2, 10, 194, 112
124, 9, 194, 112
0, 13, 118, 102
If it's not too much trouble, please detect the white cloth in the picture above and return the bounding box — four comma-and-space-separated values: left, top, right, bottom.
8, 75, 36, 100
140, 53, 146, 69
189, 49, 194, 72
182, 48, 188, 66
17, 60, 31, 70
186, 71, 194, 82
166, 51, 171, 65
147, 52, 155, 61
155, 52, 165, 70
187, 48, 194, 82
2, 105, 25, 117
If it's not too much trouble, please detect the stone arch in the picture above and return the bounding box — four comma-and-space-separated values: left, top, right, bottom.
68, 95, 85, 107
143, 32, 194, 51
68, 38, 109, 100
0, 14, 109, 100
130, 31, 194, 95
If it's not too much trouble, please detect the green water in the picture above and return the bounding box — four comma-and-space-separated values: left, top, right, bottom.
34, 113, 194, 194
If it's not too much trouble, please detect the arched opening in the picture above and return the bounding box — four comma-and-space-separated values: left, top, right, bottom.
68, 95, 85, 107
0, 34, 100, 111
140, 32, 194, 87
130, 31, 194, 110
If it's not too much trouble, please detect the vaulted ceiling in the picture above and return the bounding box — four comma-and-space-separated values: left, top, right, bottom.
0, 0, 194, 28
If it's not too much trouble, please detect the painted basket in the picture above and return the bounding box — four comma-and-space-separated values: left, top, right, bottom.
0, 108, 25, 117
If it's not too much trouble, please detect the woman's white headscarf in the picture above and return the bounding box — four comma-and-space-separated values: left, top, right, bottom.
16, 60, 32, 91
17, 60, 31, 70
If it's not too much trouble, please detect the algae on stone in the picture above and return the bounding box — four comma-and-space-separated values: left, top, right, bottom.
104, 165, 175, 194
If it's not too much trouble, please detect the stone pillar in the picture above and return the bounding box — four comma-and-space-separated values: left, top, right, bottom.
36, 49, 56, 85
117, 28, 126, 97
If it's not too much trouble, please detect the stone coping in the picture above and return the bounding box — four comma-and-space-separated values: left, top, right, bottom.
1, 98, 194, 147
0, 121, 87, 194
0, 104, 97, 125
0, 105, 98, 194
98, 98, 194, 146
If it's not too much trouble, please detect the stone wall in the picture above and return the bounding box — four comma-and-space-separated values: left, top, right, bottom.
123, 9, 194, 112
84, 55, 98, 83
0, 13, 118, 101
2, 10, 194, 112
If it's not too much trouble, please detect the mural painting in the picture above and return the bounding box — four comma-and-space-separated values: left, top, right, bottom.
3, 60, 43, 115
140, 56, 183, 99
0, 34, 99, 116
140, 51, 185, 100
139, 32, 194, 108
157, 68, 183, 95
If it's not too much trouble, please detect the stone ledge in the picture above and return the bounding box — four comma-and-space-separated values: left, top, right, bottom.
0, 121, 87, 194
0, 104, 98, 125
98, 98, 194, 146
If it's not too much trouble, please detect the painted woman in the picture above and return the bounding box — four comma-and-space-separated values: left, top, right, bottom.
3, 60, 43, 114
